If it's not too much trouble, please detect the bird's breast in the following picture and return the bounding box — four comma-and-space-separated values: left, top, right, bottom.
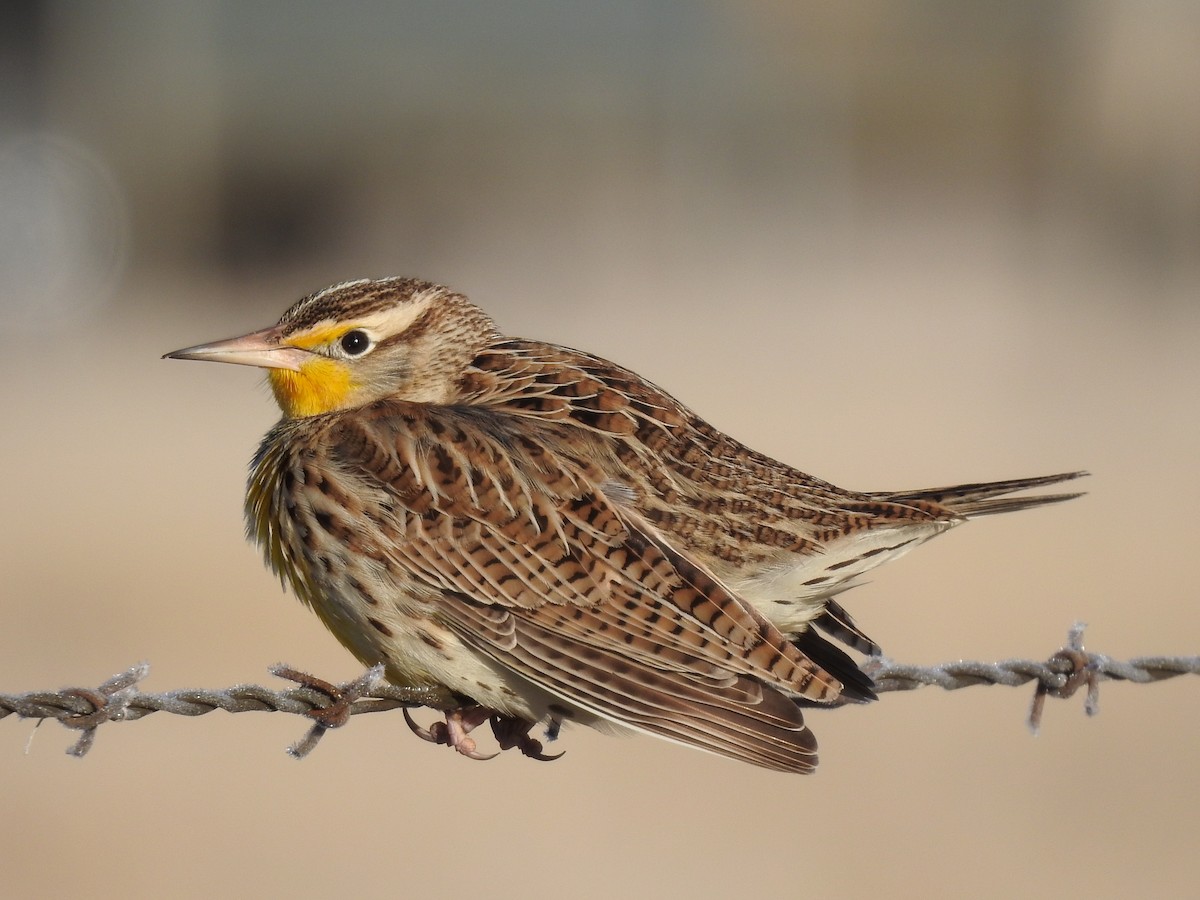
243, 420, 544, 712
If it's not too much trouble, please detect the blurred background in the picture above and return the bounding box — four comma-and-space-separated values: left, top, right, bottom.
1, 2, 1197, 898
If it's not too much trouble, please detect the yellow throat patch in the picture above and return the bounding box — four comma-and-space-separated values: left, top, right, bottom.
269, 356, 354, 417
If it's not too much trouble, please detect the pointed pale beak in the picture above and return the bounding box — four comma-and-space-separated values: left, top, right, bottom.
163, 326, 311, 371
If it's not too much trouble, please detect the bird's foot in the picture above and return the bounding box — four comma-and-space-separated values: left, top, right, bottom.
403, 706, 498, 760
402, 707, 565, 762
489, 714, 564, 762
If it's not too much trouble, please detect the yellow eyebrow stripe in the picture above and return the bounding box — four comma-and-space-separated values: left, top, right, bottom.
286, 324, 356, 350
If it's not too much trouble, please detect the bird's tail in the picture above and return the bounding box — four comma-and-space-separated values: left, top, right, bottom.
872, 470, 1088, 518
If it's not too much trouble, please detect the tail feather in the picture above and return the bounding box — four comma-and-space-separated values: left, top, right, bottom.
811, 597, 881, 657
789, 625, 877, 704
873, 470, 1087, 518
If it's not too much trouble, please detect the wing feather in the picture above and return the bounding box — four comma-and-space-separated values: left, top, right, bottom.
328, 401, 863, 771
441, 593, 816, 772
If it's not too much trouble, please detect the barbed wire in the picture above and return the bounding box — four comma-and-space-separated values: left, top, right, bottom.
2, 624, 1195, 759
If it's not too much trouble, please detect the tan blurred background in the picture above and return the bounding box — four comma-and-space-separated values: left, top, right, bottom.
2, 2, 1197, 898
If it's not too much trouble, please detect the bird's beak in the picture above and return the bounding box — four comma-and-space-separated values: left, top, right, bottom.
163, 326, 310, 372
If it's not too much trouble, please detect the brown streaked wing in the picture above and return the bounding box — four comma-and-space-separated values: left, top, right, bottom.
440, 591, 818, 773
400, 495, 852, 695
329, 401, 853, 770
333, 401, 848, 700
384, 453, 848, 702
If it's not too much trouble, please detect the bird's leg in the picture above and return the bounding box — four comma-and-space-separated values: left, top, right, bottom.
403, 706, 498, 760
489, 713, 565, 762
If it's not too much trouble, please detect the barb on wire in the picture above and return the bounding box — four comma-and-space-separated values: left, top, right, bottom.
860, 621, 1198, 732
1, 624, 1195, 758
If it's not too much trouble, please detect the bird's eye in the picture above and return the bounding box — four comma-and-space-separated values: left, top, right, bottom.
339, 329, 372, 356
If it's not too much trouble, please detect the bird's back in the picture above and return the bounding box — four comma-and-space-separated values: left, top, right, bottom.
457, 337, 1084, 650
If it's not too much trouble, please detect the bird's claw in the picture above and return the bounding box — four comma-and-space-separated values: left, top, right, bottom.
402, 707, 563, 762
402, 706, 499, 760
402, 707, 439, 743
516, 737, 564, 762
490, 714, 565, 762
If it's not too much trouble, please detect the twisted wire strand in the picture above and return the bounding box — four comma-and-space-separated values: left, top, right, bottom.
2, 625, 1196, 757
866, 652, 1197, 692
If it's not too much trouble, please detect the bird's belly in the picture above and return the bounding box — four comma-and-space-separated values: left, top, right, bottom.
297, 565, 549, 720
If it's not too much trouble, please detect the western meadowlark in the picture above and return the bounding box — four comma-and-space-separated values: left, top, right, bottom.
166, 277, 1083, 773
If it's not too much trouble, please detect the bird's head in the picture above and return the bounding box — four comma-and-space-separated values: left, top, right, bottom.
165, 278, 498, 417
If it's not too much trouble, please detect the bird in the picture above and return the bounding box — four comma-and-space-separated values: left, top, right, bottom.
165, 277, 1083, 773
